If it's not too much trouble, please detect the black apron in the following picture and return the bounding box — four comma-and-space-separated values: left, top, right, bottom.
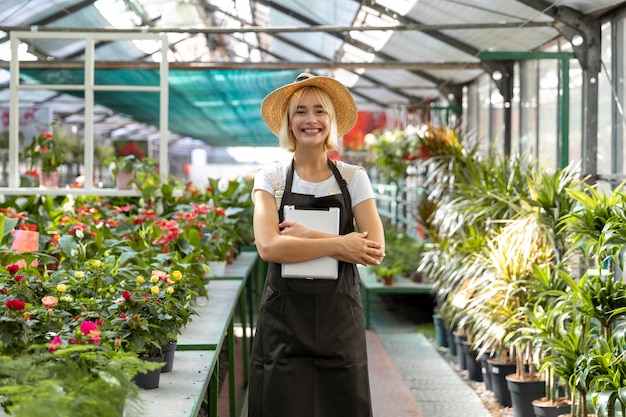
249, 159, 373, 417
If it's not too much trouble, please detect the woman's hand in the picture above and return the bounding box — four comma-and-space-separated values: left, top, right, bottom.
278, 220, 314, 238
337, 231, 385, 266
279, 222, 384, 266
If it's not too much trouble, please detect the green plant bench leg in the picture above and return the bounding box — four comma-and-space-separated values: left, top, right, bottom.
239, 290, 250, 384
203, 358, 219, 417
228, 317, 236, 417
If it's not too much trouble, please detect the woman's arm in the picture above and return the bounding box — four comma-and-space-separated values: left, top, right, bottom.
352, 198, 385, 265
253, 189, 384, 266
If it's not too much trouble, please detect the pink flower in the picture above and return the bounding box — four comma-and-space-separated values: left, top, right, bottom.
151, 270, 169, 281
48, 336, 62, 352
80, 320, 101, 344
41, 295, 58, 309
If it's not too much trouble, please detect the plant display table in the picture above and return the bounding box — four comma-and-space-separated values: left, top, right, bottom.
358, 266, 432, 328
132, 251, 259, 417
126, 350, 219, 417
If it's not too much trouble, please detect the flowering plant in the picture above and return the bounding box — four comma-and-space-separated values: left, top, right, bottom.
105, 268, 195, 356
22, 131, 67, 174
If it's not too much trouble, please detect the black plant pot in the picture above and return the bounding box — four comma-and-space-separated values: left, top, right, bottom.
454, 332, 467, 369
447, 329, 457, 356
487, 359, 515, 407
461, 341, 483, 382
480, 353, 493, 391
532, 398, 571, 417
506, 375, 545, 417
433, 313, 449, 348
133, 355, 164, 390
161, 340, 178, 373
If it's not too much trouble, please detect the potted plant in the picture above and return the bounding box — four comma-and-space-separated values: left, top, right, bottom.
21, 130, 67, 188
104, 154, 158, 193
588, 327, 626, 417
525, 265, 578, 417
370, 264, 402, 286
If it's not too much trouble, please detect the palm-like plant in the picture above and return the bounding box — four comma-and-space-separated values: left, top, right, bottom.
524, 264, 597, 415
466, 214, 555, 373
588, 327, 626, 417
561, 181, 626, 269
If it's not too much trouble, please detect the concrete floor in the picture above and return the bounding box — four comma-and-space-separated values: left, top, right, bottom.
368, 293, 491, 417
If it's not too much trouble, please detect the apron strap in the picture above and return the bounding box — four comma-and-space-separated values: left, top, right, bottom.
278, 158, 296, 221
328, 159, 353, 219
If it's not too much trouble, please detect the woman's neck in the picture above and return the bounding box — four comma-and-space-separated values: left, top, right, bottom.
293, 152, 332, 183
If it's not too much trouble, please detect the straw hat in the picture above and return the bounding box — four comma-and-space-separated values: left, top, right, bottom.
261, 73, 358, 137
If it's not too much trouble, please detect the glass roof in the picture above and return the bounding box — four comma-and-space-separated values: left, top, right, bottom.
1, 0, 625, 146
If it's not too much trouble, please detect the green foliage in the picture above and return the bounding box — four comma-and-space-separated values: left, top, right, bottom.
0, 344, 158, 417
371, 222, 423, 280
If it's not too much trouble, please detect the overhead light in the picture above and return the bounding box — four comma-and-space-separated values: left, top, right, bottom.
571, 35, 584, 46
160, 0, 203, 28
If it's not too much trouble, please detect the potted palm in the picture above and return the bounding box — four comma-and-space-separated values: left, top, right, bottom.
465, 214, 551, 412
588, 327, 626, 417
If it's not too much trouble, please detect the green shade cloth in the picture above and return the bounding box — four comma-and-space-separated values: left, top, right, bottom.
19, 68, 303, 147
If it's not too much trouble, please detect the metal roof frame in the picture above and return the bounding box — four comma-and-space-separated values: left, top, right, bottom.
1, 0, 626, 149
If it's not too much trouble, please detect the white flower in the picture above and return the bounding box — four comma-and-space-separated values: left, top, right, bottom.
217, 177, 230, 193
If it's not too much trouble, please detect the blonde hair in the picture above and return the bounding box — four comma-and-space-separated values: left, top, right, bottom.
277, 86, 340, 152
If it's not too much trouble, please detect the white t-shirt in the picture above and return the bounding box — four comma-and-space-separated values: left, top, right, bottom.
253, 159, 375, 208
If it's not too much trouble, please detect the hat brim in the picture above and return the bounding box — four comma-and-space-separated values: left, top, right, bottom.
261, 73, 358, 137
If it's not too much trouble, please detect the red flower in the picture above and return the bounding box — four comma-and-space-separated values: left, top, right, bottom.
18, 224, 37, 231
122, 290, 131, 300
118, 142, 145, 158
50, 233, 61, 245
5, 299, 26, 310
14, 275, 24, 283
119, 313, 127, 319
105, 219, 122, 227
7, 264, 19, 274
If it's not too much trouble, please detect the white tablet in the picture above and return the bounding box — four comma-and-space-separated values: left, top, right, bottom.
281, 205, 340, 279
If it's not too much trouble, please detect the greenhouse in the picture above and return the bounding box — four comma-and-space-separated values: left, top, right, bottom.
2, 1, 626, 417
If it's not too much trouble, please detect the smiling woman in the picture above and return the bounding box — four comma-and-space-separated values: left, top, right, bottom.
249, 72, 385, 417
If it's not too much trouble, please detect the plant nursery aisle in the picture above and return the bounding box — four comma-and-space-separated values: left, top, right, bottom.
367, 293, 492, 417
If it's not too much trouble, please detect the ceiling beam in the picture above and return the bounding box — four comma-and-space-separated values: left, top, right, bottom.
0, 60, 480, 71
0, 21, 553, 36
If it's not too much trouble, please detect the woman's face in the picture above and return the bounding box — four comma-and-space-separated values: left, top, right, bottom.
289, 89, 331, 149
